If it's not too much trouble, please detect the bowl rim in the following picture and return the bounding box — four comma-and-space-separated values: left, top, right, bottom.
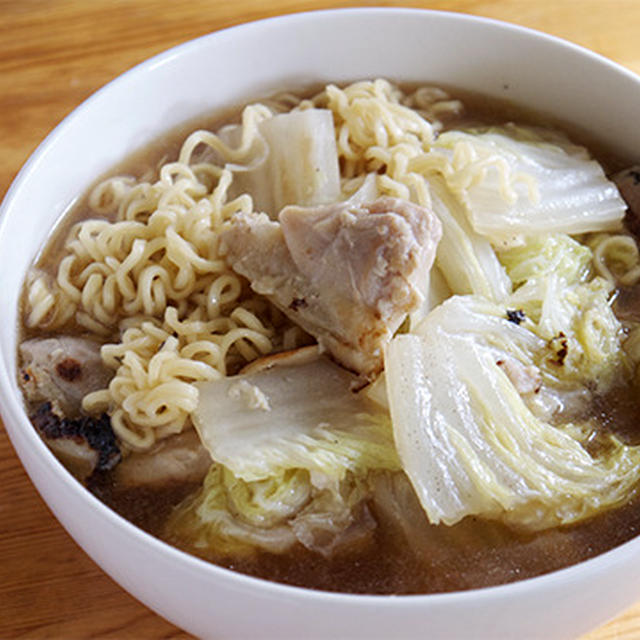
2, 5, 640, 612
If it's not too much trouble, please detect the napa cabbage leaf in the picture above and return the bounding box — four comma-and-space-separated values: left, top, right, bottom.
192, 354, 400, 487
226, 108, 341, 217
422, 126, 626, 242
165, 466, 302, 556
178, 352, 399, 555
499, 233, 592, 287
385, 295, 640, 530
427, 174, 511, 302
165, 464, 377, 557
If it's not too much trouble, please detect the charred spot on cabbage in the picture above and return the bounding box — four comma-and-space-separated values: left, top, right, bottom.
506, 309, 526, 325
550, 332, 570, 366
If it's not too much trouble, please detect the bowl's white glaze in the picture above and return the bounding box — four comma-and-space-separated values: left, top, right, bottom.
2, 9, 640, 639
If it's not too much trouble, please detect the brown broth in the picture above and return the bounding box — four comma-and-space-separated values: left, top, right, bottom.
88, 383, 640, 595
18, 82, 640, 595
91, 455, 640, 595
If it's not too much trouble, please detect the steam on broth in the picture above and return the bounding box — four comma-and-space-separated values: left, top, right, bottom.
18, 79, 640, 594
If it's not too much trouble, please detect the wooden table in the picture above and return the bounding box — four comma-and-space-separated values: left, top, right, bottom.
2, 1, 640, 637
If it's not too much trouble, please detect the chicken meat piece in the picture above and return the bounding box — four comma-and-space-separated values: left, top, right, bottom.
30, 402, 120, 481
221, 197, 442, 378
614, 166, 640, 237
19, 336, 113, 417
114, 428, 212, 489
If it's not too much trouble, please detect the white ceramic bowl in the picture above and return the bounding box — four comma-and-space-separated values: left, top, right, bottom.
2, 8, 640, 639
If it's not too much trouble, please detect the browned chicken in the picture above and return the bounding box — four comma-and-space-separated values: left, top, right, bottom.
30, 402, 120, 480
115, 428, 212, 489
19, 336, 113, 417
19, 336, 118, 481
614, 166, 640, 237
221, 197, 442, 378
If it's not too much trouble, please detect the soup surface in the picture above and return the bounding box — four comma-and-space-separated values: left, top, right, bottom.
17, 80, 640, 594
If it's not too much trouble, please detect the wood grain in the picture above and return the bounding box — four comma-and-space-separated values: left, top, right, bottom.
1, 1, 640, 638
